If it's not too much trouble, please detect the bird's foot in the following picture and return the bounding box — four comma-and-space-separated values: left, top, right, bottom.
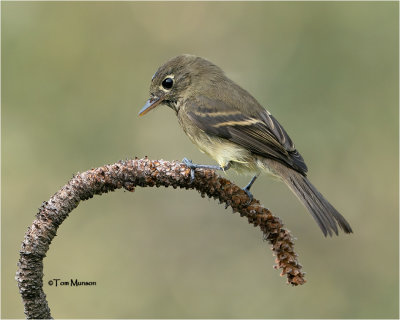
182, 158, 231, 182
182, 158, 197, 182
242, 174, 259, 206
242, 185, 254, 206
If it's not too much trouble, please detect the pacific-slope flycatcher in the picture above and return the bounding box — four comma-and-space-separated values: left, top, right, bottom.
139, 54, 352, 237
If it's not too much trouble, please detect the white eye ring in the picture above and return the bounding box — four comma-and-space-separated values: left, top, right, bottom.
159, 74, 175, 92
161, 77, 174, 90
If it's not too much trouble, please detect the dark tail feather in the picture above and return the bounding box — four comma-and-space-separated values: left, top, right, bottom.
282, 170, 353, 237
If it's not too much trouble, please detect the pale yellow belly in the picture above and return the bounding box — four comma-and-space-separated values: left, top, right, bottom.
183, 126, 258, 172
177, 109, 279, 177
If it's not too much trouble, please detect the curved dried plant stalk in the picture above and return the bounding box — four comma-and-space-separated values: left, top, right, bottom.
16, 157, 306, 319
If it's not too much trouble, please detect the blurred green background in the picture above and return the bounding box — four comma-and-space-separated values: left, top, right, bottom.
2, 2, 398, 318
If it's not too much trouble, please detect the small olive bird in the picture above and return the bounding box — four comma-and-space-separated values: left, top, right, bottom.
139, 54, 352, 237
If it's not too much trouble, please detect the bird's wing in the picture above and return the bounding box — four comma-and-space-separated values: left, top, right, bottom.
185, 95, 308, 174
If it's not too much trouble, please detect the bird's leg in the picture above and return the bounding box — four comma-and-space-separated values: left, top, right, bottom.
243, 174, 260, 204
182, 158, 231, 182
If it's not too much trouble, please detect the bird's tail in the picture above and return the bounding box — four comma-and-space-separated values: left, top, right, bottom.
272, 163, 353, 236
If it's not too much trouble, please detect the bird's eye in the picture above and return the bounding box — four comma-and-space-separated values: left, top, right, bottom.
162, 77, 174, 90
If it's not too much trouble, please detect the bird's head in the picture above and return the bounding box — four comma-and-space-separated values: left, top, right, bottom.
139, 54, 224, 116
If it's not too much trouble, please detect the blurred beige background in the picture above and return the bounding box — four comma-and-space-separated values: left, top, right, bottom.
2, 2, 398, 318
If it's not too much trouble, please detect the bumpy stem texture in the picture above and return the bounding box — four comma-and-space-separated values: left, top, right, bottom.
16, 158, 306, 319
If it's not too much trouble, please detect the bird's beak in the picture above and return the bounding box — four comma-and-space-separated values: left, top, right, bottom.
138, 96, 165, 116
